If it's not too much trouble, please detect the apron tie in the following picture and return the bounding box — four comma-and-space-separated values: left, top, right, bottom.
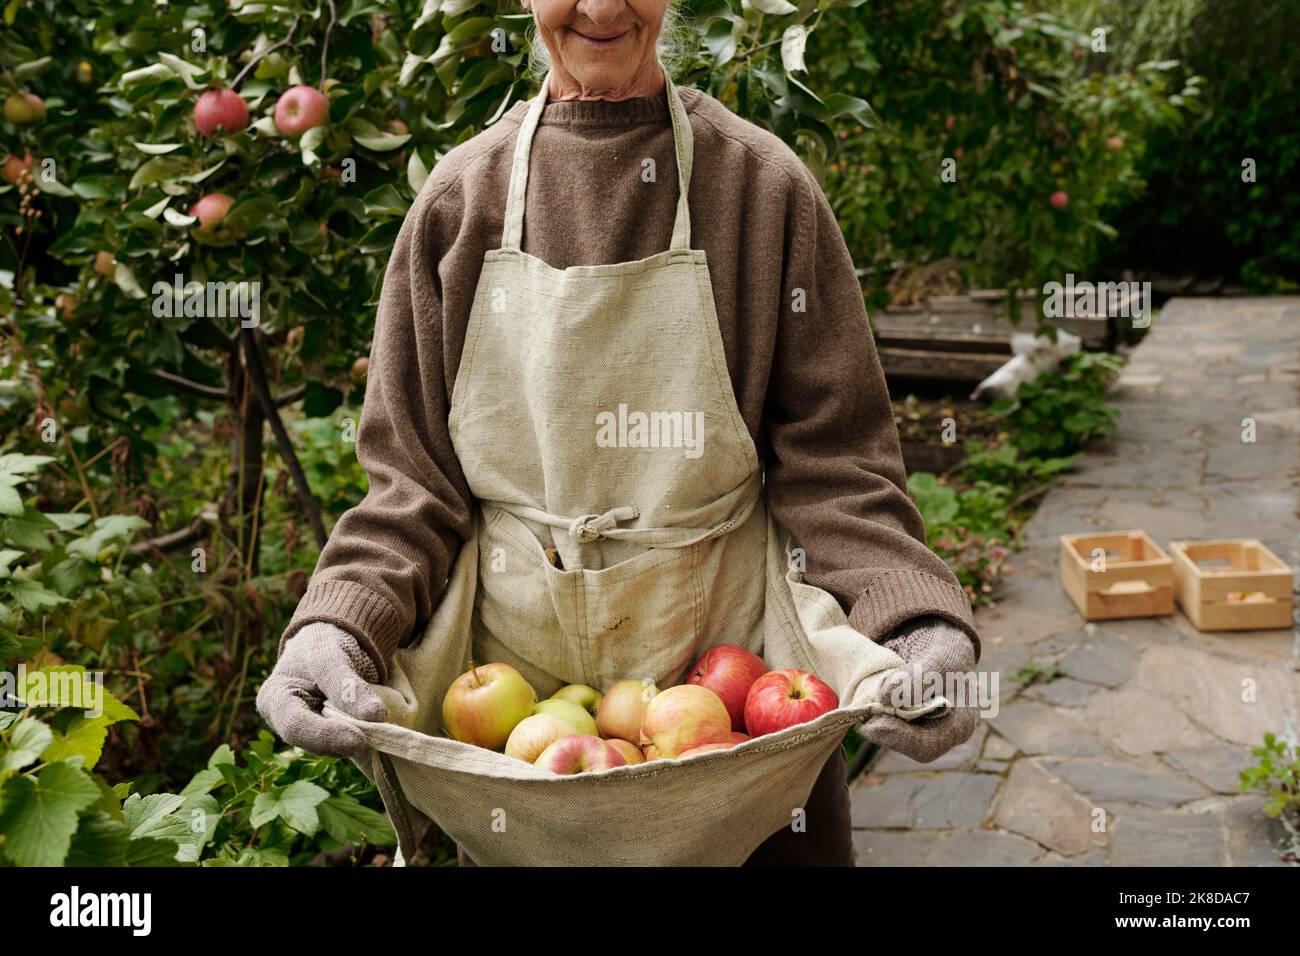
568, 505, 640, 542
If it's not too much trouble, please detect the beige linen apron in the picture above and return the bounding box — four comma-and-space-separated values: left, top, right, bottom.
324, 67, 946, 867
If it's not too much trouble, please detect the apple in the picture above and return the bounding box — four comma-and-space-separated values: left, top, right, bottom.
535, 735, 627, 775
274, 85, 330, 137
731, 732, 750, 744
4, 92, 45, 126
596, 679, 659, 743
349, 356, 369, 384
1050, 190, 1069, 210
604, 738, 645, 765
639, 684, 732, 758
678, 742, 735, 758
1106, 135, 1124, 152
194, 89, 250, 137
551, 683, 603, 718
94, 250, 116, 277
2, 152, 34, 186
532, 698, 598, 736
643, 744, 660, 760
686, 644, 768, 732
189, 193, 237, 246
54, 293, 78, 323
76, 61, 94, 85
504, 713, 576, 764
442, 662, 536, 751
744, 669, 839, 738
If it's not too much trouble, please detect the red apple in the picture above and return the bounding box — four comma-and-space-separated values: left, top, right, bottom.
504, 713, 575, 764
1050, 190, 1069, 210
4, 92, 45, 126
731, 732, 750, 744
274, 85, 330, 137
189, 193, 237, 246
686, 644, 768, 732
604, 738, 645, 765
442, 662, 537, 751
535, 735, 627, 775
638, 684, 732, 758
1, 152, 34, 186
596, 679, 658, 743
1105, 135, 1124, 151
194, 89, 249, 137
744, 669, 839, 737
94, 250, 116, 277
349, 356, 369, 384
678, 742, 735, 758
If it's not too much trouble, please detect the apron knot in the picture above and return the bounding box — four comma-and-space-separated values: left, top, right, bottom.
568, 506, 640, 542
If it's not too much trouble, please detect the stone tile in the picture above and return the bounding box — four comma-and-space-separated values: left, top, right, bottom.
977, 759, 1009, 774
1083, 684, 1217, 756
993, 759, 1104, 857
1036, 847, 1109, 866
1023, 677, 1100, 708
851, 772, 999, 830
1161, 745, 1257, 794
989, 701, 1105, 757
1031, 626, 1091, 659
927, 829, 1043, 866
1111, 810, 1223, 866
1132, 644, 1300, 747
874, 722, 987, 773
1040, 758, 1206, 809
852, 829, 936, 867
984, 733, 1018, 760
1222, 796, 1297, 867
1059, 632, 1137, 688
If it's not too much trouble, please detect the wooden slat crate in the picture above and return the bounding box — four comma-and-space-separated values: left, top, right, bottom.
1169, 539, 1294, 631
1060, 530, 1175, 620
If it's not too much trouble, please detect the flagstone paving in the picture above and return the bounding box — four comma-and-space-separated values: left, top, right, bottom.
852, 297, 1300, 866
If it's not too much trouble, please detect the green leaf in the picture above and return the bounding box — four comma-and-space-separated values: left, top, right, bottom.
250, 779, 328, 835
121, 792, 186, 840
40, 715, 110, 769
1, 717, 54, 772
750, 0, 797, 13
318, 794, 397, 846
126, 834, 185, 867
9, 579, 70, 612
363, 183, 409, 217
0, 763, 100, 867
65, 813, 131, 866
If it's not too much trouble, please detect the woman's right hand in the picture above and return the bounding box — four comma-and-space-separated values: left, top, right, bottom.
256, 622, 389, 758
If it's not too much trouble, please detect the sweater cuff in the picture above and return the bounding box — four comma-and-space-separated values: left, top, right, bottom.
279, 580, 407, 682
847, 569, 981, 660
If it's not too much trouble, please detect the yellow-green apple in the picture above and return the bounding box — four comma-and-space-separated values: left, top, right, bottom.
743, 669, 838, 737
532, 698, 597, 736
686, 644, 768, 732
551, 683, 603, 718
2, 152, 34, 185
638, 684, 732, 758
190, 193, 236, 246
4, 92, 45, 126
596, 679, 658, 742
442, 662, 536, 751
274, 85, 329, 137
195, 89, 249, 137
642, 744, 660, 760
604, 738, 644, 765
504, 713, 575, 764
535, 735, 627, 775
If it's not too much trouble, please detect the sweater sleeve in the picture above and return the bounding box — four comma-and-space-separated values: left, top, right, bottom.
761, 164, 980, 656
278, 184, 474, 681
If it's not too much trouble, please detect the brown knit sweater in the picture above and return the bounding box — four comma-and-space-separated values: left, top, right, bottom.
280, 83, 979, 679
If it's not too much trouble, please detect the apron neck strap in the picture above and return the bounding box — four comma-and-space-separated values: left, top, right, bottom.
501, 64, 694, 253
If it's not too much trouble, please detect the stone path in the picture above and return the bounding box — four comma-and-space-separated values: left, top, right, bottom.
853, 297, 1300, 866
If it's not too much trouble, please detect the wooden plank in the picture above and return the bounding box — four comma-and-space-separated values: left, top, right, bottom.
878, 347, 1008, 383
874, 291, 1114, 350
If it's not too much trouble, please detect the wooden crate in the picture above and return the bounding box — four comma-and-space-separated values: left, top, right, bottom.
1169, 539, 1294, 631
1060, 530, 1175, 620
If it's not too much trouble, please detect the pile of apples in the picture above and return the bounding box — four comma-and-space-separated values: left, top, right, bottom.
441, 646, 839, 775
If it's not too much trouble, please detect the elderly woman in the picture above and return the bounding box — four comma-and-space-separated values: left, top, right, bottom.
258, 0, 980, 866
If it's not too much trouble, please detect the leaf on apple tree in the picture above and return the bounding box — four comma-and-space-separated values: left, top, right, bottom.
750, 0, 798, 14
134, 142, 185, 155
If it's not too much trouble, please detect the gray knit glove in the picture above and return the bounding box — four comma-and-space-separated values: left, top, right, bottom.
862, 616, 978, 763
256, 622, 388, 758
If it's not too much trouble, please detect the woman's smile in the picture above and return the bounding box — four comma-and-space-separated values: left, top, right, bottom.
570, 27, 630, 47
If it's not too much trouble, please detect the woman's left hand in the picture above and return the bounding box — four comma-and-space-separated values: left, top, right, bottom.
862, 616, 979, 763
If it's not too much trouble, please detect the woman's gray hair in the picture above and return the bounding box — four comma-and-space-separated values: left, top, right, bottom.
524, 3, 692, 80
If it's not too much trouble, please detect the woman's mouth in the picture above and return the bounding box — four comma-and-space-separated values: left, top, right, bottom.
572, 29, 628, 47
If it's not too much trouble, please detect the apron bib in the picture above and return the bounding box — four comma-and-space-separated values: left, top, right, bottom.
324, 67, 947, 866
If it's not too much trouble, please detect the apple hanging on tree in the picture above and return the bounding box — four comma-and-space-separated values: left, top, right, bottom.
189, 193, 237, 246
4, 92, 45, 126
274, 85, 330, 137
194, 89, 250, 138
